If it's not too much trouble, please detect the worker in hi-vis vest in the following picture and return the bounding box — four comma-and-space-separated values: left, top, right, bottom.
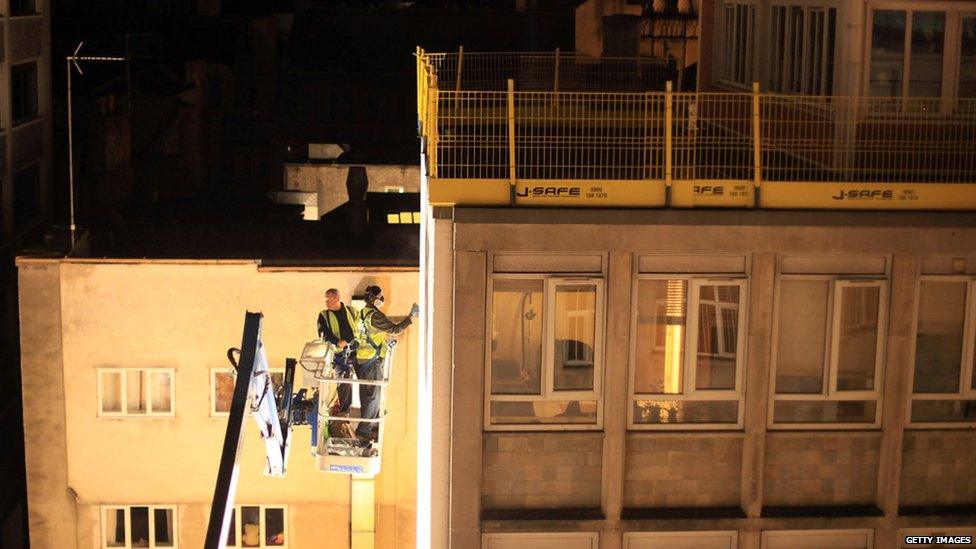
317, 288, 360, 414
355, 285, 419, 441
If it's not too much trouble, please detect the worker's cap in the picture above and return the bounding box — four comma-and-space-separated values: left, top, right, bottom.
364, 285, 383, 300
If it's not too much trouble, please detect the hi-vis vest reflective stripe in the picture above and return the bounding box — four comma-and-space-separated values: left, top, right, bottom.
321, 305, 359, 347
356, 307, 387, 361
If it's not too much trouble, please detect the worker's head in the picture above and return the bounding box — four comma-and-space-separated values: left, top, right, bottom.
324, 288, 341, 311
364, 285, 385, 308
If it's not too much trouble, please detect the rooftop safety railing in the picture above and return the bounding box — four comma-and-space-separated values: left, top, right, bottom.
416, 49, 976, 209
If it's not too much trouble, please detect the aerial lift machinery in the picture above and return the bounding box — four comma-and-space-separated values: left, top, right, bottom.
203, 311, 398, 549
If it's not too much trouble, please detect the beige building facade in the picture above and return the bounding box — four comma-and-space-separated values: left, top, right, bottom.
18, 258, 418, 548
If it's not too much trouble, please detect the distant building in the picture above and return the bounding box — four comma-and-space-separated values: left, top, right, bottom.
1, 0, 52, 546
18, 257, 419, 548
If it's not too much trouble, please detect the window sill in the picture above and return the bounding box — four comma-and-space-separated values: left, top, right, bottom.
12, 115, 43, 129
900, 504, 976, 517
9, 12, 42, 18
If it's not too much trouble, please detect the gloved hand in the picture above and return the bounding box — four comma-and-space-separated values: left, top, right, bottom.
409, 303, 420, 317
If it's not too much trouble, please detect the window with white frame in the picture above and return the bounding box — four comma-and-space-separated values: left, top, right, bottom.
624, 530, 738, 549
98, 369, 174, 417
483, 532, 599, 549
222, 505, 287, 548
720, 1, 756, 87
102, 505, 177, 548
487, 276, 604, 428
211, 368, 284, 416
769, 4, 836, 95
771, 278, 887, 426
868, 5, 976, 105
761, 529, 872, 549
910, 278, 976, 425
631, 277, 747, 428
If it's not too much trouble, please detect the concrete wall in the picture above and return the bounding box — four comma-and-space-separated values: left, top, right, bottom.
18, 258, 419, 548
900, 431, 976, 507
764, 433, 881, 507
625, 434, 742, 508
482, 433, 603, 509
284, 164, 421, 217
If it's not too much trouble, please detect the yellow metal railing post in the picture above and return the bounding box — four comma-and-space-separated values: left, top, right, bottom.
429, 74, 439, 178
508, 78, 517, 186
665, 81, 673, 190
752, 81, 761, 192
455, 45, 464, 92
552, 48, 559, 97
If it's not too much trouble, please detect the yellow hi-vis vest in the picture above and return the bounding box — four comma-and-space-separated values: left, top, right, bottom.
356, 307, 387, 361
320, 305, 360, 349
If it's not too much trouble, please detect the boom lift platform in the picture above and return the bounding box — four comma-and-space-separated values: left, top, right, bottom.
204, 311, 398, 549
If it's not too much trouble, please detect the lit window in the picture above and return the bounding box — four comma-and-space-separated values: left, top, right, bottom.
101, 505, 177, 548
768, 5, 836, 95
223, 505, 287, 548
631, 277, 746, 428
387, 214, 400, 224
909, 279, 976, 425
771, 279, 887, 427
720, 1, 755, 87
98, 369, 175, 417
212, 368, 283, 416
11, 63, 39, 124
487, 276, 604, 429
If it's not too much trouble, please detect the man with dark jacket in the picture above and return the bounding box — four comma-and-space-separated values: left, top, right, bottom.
317, 288, 359, 413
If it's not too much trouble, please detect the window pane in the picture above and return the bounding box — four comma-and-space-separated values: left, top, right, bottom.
131, 507, 150, 548
489, 400, 597, 425
151, 372, 172, 413
634, 280, 686, 394
153, 508, 174, 547
775, 280, 828, 394
490, 279, 543, 395
695, 284, 739, 391
214, 371, 235, 413
908, 11, 944, 99
911, 400, 976, 423
552, 284, 597, 392
773, 400, 876, 423
11, 64, 38, 123
241, 506, 261, 547
105, 509, 126, 547
836, 286, 880, 392
633, 400, 738, 424
265, 508, 285, 546
961, 17, 976, 98
870, 10, 906, 97
914, 281, 966, 393
127, 371, 147, 414
101, 372, 123, 413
